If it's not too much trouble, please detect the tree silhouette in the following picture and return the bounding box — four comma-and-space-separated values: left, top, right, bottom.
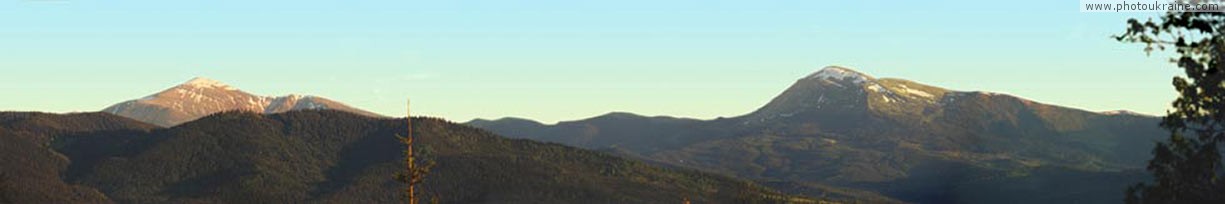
395, 99, 436, 204
1117, 2, 1225, 203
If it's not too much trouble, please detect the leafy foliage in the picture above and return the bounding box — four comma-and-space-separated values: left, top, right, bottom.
1117, 3, 1225, 203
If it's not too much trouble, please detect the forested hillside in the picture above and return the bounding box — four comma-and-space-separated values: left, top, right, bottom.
1, 110, 812, 204
470, 66, 1166, 203
0, 112, 156, 203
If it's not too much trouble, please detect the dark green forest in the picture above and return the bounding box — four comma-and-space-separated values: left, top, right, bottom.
0, 110, 814, 204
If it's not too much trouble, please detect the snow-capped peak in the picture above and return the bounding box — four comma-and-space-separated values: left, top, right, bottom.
805, 66, 874, 84
1100, 110, 1153, 117
104, 77, 383, 127
181, 77, 233, 89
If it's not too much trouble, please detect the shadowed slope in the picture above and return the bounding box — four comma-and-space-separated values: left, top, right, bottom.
51, 110, 809, 204
0, 112, 156, 204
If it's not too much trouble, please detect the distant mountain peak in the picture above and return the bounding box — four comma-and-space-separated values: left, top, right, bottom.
596, 112, 645, 118
805, 66, 874, 84
740, 66, 881, 124
180, 77, 234, 90
103, 77, 382, 127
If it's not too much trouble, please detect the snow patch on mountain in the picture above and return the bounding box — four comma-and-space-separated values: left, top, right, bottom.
806, 66, 873, 84
880, 95, 894, 103
181, 77, 237, 90
1100, 110, 1153, 117
897, 84, 934, 98
866, 84, 886, 92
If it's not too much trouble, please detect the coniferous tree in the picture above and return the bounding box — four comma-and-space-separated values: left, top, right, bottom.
1118, 2, 1225, 203
396, 133, 435, 204
396, 99, 436, 204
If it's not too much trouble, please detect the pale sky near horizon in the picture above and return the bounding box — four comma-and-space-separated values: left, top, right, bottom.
0, 0, 1182, 124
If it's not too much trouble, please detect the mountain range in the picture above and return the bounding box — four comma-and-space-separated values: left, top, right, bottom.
468, 66, 1165, 203
1, 66, 1166, 203
102, 77, 381, 127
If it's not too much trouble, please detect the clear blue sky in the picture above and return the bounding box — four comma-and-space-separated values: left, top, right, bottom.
0, 0, 1178, 123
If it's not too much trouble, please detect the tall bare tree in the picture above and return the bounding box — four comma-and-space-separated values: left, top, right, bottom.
397, 99, 435, 204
